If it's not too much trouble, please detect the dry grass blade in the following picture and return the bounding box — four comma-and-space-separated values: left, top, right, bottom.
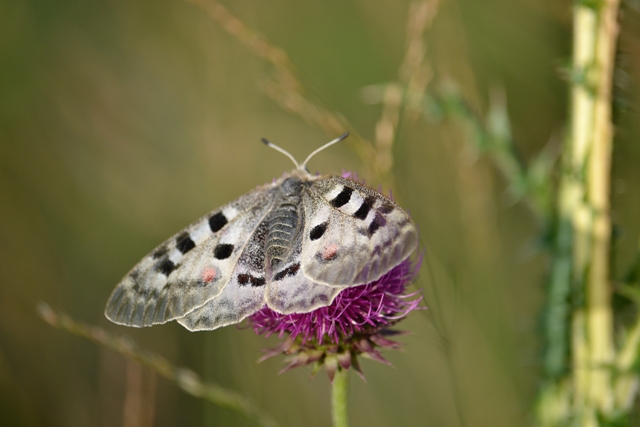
37, 302, 280, 427
373, 0, 440, 182
184, 0, 376, 173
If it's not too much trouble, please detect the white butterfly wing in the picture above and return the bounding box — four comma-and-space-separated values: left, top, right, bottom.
301, 176, 418, 287
181, 177, 358, 326
178, 219, 272, 330
106, 172, 418, 330
177, 271, 268, 331
180, 203, 343, 327
105, 184, 278, 327
265, 237, 345, 314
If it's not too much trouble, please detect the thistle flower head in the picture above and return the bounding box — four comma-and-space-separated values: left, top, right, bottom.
249, 171, 422, 380
248, 256, 423, 380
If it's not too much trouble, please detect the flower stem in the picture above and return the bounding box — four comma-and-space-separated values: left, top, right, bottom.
331, 369, 349, 427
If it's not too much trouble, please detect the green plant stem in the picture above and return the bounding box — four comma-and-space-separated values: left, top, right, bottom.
570, 0, 618, 421
614, 304, 640, 410
538, 0, 620, 425
331, 369, 349, 427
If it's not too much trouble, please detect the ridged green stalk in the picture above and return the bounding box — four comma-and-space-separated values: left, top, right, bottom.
537, 0, 620, 425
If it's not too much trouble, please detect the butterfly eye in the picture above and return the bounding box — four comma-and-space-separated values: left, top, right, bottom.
309, 222, 328, 240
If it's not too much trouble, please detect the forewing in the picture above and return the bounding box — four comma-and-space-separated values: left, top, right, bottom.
105, 184, 278, 327
301, 176, 417, 286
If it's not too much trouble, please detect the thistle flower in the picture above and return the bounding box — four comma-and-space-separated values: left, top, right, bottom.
248, 255, 423, 381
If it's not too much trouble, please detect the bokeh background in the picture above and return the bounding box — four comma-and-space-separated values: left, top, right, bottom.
2, 0, 640, 426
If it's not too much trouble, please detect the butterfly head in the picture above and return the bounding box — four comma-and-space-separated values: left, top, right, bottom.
261, 132, 350, 174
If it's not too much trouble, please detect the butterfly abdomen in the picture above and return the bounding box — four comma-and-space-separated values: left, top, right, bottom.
265, 177, 304, 270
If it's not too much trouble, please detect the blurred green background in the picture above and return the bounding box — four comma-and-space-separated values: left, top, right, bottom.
1, 0, 640, 426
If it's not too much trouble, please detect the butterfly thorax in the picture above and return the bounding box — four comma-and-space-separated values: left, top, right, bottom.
265, 176, 305, 272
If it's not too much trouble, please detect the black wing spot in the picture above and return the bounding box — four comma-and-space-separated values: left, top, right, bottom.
158, 259, 177, 276
330, 186, 353, 208
354, 196, 375, 220
290, 262, 300, 275
176, 232, 196, 254
132, 283, 154, 298
273, 262, 301, 281
310, 222, 328, 240
237, 273, 266, 287
214, 244, 234, 260
209, 212, 228, 232
250, 276, 266, 287
379, 202, 395, 214
152, 246, 168, 259
368, 214, 386, 236
356, 227, 368, 236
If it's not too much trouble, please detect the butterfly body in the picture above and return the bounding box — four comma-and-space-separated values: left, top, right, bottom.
106, 161, 418, 331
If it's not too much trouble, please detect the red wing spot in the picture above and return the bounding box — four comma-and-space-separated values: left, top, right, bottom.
201, 267, 217, 283
322, 244, 339, 261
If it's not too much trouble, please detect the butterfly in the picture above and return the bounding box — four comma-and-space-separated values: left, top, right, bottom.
105, 133, 418, 331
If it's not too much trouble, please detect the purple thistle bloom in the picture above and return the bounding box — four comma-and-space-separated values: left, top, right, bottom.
248, 255, 423, 380
248, 171, 423, 380
249, 257, 422, 345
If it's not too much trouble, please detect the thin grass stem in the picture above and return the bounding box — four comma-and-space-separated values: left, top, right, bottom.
37, 302, 280, 427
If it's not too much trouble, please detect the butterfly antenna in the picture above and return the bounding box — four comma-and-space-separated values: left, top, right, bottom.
261, 137, 300, 169
300, 132, 349, 170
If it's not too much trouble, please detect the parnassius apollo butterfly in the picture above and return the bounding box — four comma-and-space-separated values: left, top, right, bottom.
105, 133, 418, 331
